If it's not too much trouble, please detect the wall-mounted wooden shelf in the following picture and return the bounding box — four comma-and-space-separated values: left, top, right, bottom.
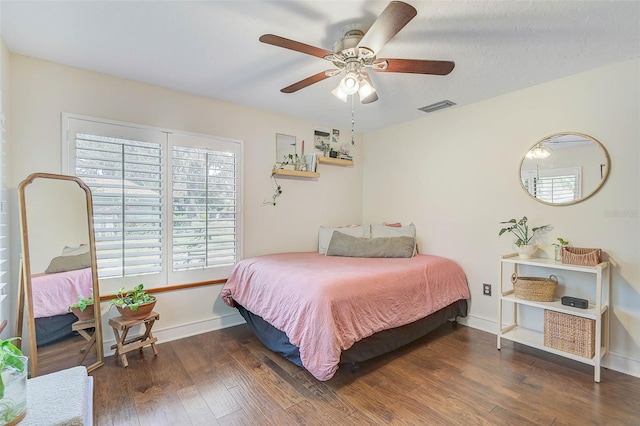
272, 169, 320, 178
318, 157, 354, 166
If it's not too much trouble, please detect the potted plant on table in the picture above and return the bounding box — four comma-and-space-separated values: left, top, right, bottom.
498, 216, 550, 259
111, 284, 156, 320
68, 294, 95, 321
0, 338, 27, 425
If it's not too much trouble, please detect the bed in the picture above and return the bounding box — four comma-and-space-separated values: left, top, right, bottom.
221, 251, 470, 381
31, 267, 93, 346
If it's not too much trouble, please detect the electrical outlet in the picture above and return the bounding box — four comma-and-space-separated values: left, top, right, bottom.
483, 283, 492, 296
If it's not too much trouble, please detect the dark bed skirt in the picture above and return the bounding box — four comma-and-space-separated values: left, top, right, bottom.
236, 299, 468, 368
35, 312, 78, 346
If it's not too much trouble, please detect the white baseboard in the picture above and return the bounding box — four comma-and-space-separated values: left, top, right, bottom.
102, 312, 245, 357
605, 350, 640, 379
462, 313, 640, 379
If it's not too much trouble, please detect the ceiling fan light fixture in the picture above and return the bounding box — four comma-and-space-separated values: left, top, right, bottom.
360, 90, 378, 104
358, 73, 377, 103
526, 143, 552, 159
340, 71, 360, 95
331, 85, 348, 102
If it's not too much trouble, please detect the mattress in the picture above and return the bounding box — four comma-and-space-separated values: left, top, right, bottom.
31, 267, 93, 318
222, 252, 470, 380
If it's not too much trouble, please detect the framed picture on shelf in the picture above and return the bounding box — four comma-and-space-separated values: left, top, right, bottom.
314, 127, 330, 156
331, 129, 340, 147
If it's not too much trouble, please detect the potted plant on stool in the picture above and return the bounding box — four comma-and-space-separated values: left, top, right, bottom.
68, 294, 95, 321
0, 338, 27, 425
111, 284, 156, 320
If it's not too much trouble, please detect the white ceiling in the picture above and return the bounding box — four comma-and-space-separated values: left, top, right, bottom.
1, 1, 639, 133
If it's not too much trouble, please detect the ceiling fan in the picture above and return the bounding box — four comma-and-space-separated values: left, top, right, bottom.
259, 1, 455, 104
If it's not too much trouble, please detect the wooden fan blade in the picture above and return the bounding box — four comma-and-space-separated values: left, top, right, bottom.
281, 71, 333, 93
259, 34, 333, 59
357, 1, 417, 54
375, 59, 455, 75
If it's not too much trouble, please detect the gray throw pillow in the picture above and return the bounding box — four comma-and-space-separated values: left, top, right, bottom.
326, 232, 415, 258
45, 252, 92, 274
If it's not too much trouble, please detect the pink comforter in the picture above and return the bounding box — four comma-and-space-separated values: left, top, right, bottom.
221, 252, 469, 381
31, 267, 93, 318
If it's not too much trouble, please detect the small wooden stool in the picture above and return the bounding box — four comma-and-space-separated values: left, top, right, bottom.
72, 318, 97, 364
109, 311, 159, 367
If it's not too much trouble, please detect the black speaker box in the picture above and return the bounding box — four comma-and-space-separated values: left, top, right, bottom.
561, 296, 589, 309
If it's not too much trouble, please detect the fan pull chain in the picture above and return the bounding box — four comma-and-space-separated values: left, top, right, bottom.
351, 96, 355, 146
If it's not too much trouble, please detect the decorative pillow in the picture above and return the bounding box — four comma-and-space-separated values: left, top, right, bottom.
318, 225, 370, 254
62, 244, 90, 256
45, 252, 92, 274
383, 222, 402, 227
326, 232, 416, 258
370, 223, 417, 255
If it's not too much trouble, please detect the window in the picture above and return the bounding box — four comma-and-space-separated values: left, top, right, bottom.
521, 167, 581, 204
64, 115, 242, 293
0, 107, 7, 322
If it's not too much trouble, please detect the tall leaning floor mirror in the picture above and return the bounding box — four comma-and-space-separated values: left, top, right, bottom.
17, 173, 104, 376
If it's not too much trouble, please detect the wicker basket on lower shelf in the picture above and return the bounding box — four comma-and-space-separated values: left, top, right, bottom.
561, 247, 602, 266
544, 310, 595, 358
511, 273, 557, 302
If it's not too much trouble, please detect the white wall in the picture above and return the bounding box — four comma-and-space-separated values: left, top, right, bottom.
363, 58, 640, 377
7, 54, 363, 348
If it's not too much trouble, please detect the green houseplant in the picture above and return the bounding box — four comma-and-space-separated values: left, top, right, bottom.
0, 338, 27, 425
111, 284, 156, 320
68, 294, 95, 321
552, 237, 570, 261
499, 216, 550, 259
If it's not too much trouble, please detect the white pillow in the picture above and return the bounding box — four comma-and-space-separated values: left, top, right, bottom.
318, 225, 370, 254
370, 223, 416, 238
62, 244, 90, 256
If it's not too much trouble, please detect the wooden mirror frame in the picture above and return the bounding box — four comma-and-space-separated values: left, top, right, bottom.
518, 132, 611, 206
16, 172, 104, 376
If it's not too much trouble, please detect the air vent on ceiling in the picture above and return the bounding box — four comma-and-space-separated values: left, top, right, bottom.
418, 100, 456, 113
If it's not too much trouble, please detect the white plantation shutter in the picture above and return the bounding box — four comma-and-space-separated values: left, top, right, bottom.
75, 134, 164, 279
65, 115, 241, 292
168, 132, 240, 284
521, 167, 581, 204
534, 174, 577, 203
172, 146, 237, 271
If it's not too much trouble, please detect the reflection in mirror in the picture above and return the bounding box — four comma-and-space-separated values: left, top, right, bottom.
519, 132, 610, 206
276, 133, 296, 164
17, 173, 103, 376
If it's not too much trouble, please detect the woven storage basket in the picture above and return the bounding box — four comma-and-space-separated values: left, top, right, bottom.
511, 273, 557, 302
561, 247, 602, 266
544, 310, 595, 358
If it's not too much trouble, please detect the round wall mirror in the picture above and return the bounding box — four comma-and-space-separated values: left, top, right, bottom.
519, 132, 610, 206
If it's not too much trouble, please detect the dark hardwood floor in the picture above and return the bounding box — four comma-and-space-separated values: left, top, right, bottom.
89, 323, 639, 425
37, 333, 99, 376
